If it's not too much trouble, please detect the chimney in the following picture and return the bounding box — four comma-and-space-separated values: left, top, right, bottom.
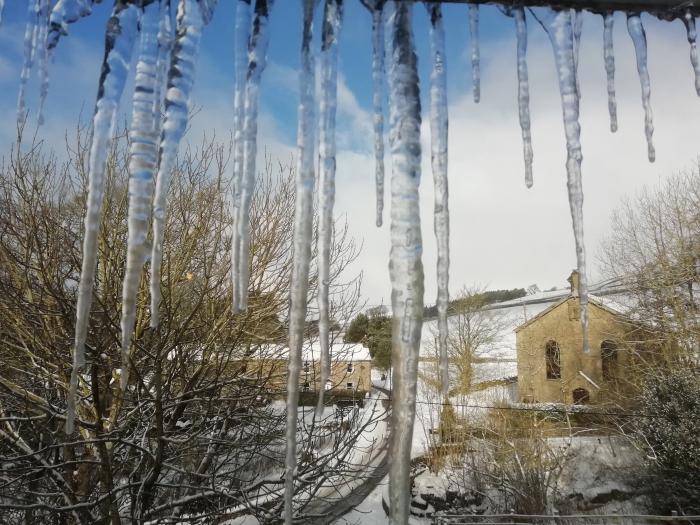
567, 270, 580, 297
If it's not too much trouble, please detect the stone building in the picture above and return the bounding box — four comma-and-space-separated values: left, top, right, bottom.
250, 342, 372, 397
515, 271, 636, 405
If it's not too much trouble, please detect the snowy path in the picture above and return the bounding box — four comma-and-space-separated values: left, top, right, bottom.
303, 386, 391, 523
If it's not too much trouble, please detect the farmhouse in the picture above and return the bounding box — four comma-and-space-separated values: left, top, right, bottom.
249, 342, 372, 398
515, 271, 638, 405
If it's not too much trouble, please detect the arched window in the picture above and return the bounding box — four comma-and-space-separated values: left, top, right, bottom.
573, 387, 590, 405
545, 340, 561, 379
601, 340, 618, 380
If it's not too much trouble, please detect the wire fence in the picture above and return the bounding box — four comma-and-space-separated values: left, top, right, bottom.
433, 512, 700, 525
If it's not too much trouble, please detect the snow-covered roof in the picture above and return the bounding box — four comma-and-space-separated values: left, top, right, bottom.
251, 341, 371, 362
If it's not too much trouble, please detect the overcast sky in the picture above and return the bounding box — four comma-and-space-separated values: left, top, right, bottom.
1, 2, 699, 308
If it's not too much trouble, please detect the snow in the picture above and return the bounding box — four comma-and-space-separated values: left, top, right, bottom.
251, 342, 372, 364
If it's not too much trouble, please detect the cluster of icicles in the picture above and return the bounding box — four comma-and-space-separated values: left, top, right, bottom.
9, 0, 700, 523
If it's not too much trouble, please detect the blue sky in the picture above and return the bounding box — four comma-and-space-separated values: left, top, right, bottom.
1, 2, 700, 307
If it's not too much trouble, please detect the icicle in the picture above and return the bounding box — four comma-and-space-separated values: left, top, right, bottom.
426, 3, 449, 401
230, 0, 252, 312
371, 2, 385, 227
572, 9, 582, 99
48, 0, 95, 49
37, 0, 51, 125
120, 1, 164, 393
69, 3, 140, 434
535, 8, 589, 354
683, 10, 700, 97
316, 0, 343, 418
234, 0, 273, 313
514, 7, 533, 188
17, 0, 40, 127
150, 0, 217, 328
385, 2, 425, 523
154, 0, 174, 136
0, 0, 5, 28
603, 12, 618, 132
285, 1, 316, 522
469, 4, 480, 103
627, 14, 655, 162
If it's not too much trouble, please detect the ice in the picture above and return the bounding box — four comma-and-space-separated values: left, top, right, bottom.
17, 0, 40, 127
48, 0, 94, 50
150, 0, 215, 328
603, 12, 618, 132
385, 2, 425, 523
69, 3, 139, 434
572, 9, 582, 98
316, 0, 344, 417
683, 10, 700, 96
627, 14, 655, 163
513, 7, 533, 188
230, 0, 252, 312
469, 4, 480, 103
426, 3, 450, 399
534, 8, 590, 354
37, 0, 50, 125
233, 0, 273, 313
0, 1, 4, 28
285, 1, 316, 522
120, 1, 164, 392
371, 2, 385, 228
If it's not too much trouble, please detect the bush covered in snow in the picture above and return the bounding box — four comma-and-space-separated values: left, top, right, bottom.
637, 368, 700, 514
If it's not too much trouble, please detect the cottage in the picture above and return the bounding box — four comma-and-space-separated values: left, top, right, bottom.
249, 342, 372, 399
515, 271, 637, 405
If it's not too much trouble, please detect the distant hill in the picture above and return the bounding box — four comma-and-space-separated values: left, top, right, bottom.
423, 288, 527, 319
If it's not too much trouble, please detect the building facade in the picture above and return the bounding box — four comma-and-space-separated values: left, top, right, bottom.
250, 342, 372, 396
515, 271, 635, 405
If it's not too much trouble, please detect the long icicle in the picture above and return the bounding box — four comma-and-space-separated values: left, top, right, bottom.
316, 0, 344, 418
285, 1, 316, 521
150, 0, 216, 328
37, 0, 51, 125
230, 0, 252, 312
153, 0, 174, 141
572, 9, 582, 99
514, 7, 533, 188
120, 1, 164, 393
68, 3, 140, 434
235, 0, 273, 312
385, 2, 424, 523
0, 1, 5, 28
426, 3, 450, 402
17, 0, 40, 127
627, 13, 655, 163
536, 8, 589, 354
603, 12, 618, 132
469, 3, 480, 103
371, 1, 385, 227
683, 10, 700, 97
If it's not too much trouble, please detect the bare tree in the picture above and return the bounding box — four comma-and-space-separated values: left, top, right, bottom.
0, 127, 383, 523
